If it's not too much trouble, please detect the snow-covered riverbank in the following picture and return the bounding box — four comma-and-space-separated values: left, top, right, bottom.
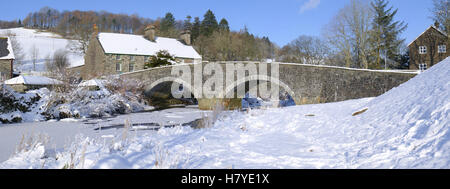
0, 107, 206, 163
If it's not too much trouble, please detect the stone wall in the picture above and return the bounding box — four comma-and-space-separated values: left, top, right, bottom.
120, 62, 417, 109
0, 59, 12, 81
82, 36, 107, 79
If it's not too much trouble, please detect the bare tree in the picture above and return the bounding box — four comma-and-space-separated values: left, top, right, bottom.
30, 45, 39, 72
431, 0, 450, 33
323, 0, 373, 68
4, 31, 25, 68
46, 49, 69, 72
46, 50, 72, 92
280, 35, 330, 65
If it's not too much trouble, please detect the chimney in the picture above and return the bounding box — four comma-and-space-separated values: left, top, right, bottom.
434, 21, 440, 29
179, 30, 191, 45
92, 24, 99, 37
144, 25, 156, 42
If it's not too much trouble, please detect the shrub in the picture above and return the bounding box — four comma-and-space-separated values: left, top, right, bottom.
144, 50, 176, 69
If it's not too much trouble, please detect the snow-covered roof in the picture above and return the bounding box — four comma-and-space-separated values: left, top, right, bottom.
0, 37, 14, 60
408, 25, 448, 46
98, 33, 202, 59
78, 79, 105, 87
4, 75, 63, 85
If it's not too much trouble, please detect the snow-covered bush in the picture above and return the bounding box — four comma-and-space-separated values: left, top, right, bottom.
43, 78, 148, 119
0, 77, 150, 124
0, 85, 42, 123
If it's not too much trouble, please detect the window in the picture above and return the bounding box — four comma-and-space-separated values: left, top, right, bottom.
419, 63, 427, 71
116, 55, 121, 60
438, 45, 446, 53
116, 62, 122, 72
129, 63, 135, 72
144, 56, 149, 62
130, 55, 135, 61
419, 46, 427, 54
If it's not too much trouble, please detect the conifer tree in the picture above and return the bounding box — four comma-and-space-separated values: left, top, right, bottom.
160, 12, 176, 37
184, 15, 192, 31
191, 17, 201, 42
369, 0, 407, 69
201, 9, 218, 36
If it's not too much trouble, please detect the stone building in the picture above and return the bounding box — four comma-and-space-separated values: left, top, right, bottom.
82, 25, 202, 79
4, 75, 63, 92
408, 22, 449, 71
0, 37, 14, 81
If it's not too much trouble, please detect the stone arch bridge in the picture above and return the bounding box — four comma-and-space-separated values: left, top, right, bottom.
119, 61, 417, 110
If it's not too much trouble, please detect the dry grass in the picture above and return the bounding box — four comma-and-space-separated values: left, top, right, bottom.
153, 144, 170, 169
15, 133, 50, 154
352, 108, 368, 116
196, 100, 225, 129
122, 119, 131, 143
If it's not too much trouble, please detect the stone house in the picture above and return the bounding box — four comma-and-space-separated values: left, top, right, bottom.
82, 25, 202, 79
0, 37, 14, 82
408, 22, 449, 71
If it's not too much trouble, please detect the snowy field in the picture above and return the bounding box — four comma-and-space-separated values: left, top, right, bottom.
0, 27, 84, 73
0, 57, 448, 169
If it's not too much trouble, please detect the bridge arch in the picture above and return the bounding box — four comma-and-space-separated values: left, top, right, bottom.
142, 77, 198, 107
221, 75, 296, 100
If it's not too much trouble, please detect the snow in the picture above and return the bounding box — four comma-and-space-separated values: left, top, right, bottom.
0, 107, 205, 163
98, 33, 202, 59
0, 28, 84, 72
77, 79, 105, 87
4, 75, 63, 85
0, 37, 14, 60
0, 57, 448, 169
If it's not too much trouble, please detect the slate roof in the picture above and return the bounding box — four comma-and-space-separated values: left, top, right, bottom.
0, 37, 15, 60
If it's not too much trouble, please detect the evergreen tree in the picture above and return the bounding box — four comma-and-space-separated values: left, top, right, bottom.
369, 0, 407, 69
144, 50, 175, 68
160, 12, 176, 36
191, 17, 201, 42
218, 18, 230, 32
200, 9, 218, 36
184, 15, 192, 31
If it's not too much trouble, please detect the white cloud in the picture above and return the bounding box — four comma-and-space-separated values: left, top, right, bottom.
299, 0, 321, 13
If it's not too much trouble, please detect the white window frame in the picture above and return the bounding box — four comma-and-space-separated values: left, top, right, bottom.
129, 63, 135, 72
438, 45, 446, 53
116, 62, 122, 72
419, 63, 427, 71
419, 46, 427, 54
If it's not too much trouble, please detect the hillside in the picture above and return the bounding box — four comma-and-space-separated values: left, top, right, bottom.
0, 27, 84, 73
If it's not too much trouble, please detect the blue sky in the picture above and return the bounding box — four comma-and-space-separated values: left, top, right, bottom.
0, 0, 435, 46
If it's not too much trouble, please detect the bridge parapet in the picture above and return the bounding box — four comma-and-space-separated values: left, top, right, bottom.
120, 62, 417, 109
